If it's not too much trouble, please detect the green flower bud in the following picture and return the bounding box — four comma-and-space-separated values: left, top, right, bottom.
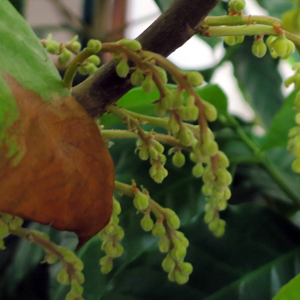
58, 247, 78, 263
116, 60, 129, 78
76, 271, 85, 284
187, 105, 199, 121
224, 36, 236, 46
149, 165, 157, 177
113, 198, 121, 215
9, 216, 23, 230
130, 70, 144, 86
58, 48, 72, 67
141, 214, 154, 232
218, 199, 227, 211
217, 151, 230, 168
168, 270, 176, 282
87, 54, 100, 66
172, 152, 185, 168
236, 35, 245, 43
168, 117, 180, 135
161, 92, 173, 110
152, 168, 168, 183
159, 236, 170, 253
115, 226, 125, 241
87, 39, 102, 52
274, 36, 288, 57
0, 222, 9, 239
152, 221, 166, 237
72, 41, 81, 51
171, 245, 187, 261
202, 185, 212, 196
57, 268, 70, 285
155, 103, 167, 117
252, 40, 267, 58
142, 75, 155, 93
105, 223, 115, 235
65, 291, 76, 300
217, 168, 232, 185
118, 39, 142, 51
153, 140, 164, 153
224, 187, 231, 200
46, 253, 58, 264
179, 127, 194, 146
71, 279, 83, 296
208, 218, 220, 232
98, 229, 108, 241
166, 214, 180, 230
149, 146, 158, 159
192, 163, 204, 178
187, 71, 204, 87
174, 270, 189, 284
204, 103, 217, 122
172, 92, 184, 109
139, 147, 149, 160
73, 258, 84, 271
204, 209, 215, 224
101, 261, 113, 274
162, 254, 176, 272
178, 262, 193, 276
46, 40, 59, 54
133, 191, 149, 210
156, 67, 168, 84
178, 106, 189, 120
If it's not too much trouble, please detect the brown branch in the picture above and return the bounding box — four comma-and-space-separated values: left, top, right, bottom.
72, 0, 221, 118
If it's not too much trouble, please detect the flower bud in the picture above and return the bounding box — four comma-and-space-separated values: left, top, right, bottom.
87, 54, 100, 66
153, 140, 164, 153
72, 41, 81, 51
204, 209, 215, 224
166, 214, 180, 230
224, 36, 237, 46
142, 75, 155, 93
159, 236, 170, 253
113, 198, 121, 215
141, 214, 154, 232
192, 163, 204, 178
162, 254, 176, 272
57, 268, 70, 284
171, 245, 187, 261
155, 103, 167, 117
202, 185, 212, 196
204, 103, 217, 122
1, 213, 13, 224
0, 222, 9, 239
101, 261, 113, 274
131, 70, 144, 86
179, 127, 194, 146
116, 60, 129, 78
236, 35, 245, 43
46, 253, 58, 264
172, 152, 185, 168
292, 158, 300, 173
168, 117, 180, 135
178, 262, 193, 276
175, 270, 189, 284
252, 40, 267, 58
152, 221, 166, 237
133, 191, 149, 211
118, 39, 142, 51
76, 271, 85, 284
87, 39, 102, 52
152, 168, 168, 183
71, 279, 83, 296
208, 218, 220, 232
58, 48, 72, 67
46, 41, 59, 54
274, 36, 288, 57
58, 247, 78, 263
187, 71, 204, 87
139, 147, 149, 160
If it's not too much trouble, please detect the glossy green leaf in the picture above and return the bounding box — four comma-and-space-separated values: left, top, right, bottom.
228, 38, 284, 129
261, 91, 297, 150
98, 204, 300, 300
273, 273, 300, 300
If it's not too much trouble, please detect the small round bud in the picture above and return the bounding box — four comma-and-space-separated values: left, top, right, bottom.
115, 226, 125, 241
139, 147, 149, 160
171, 245, 187, 261
46, 41, 59, 54
76, 271, 85, 284
71, 279, 83, 296
175, 270, 189, 284
166, 214, 180, 230
141, 214, 154, 232
192, 163, 204, 178
155, 103, 167, 117
252, 40, 267, 58
168, 117, 180, 135
217, 151, 230, 168
87, 54, 100, 66
208, 218, 220, 232
179, 127, 194, 146
236, 35, 245, 43
187, 71, 204, 87
118, 39, 142, 51
217, 168, 232, 185
142, 75, 155, 93
152, 221, 166, 238
133, 191, 149, 211
178, 262, 193, 276
101, 261, 113, 274
202, 185, 212, 196
159, 236, 170, 253
113, 198, 121, 215
152, 168, 168, 183
72, 41, 81, 51
116, 60, 129, 78
204, 103, 217, 122
162, 254, 176, 272
57, 268, 70, 285
204, 209, 215, 224
274, 36, 288, 57
172, 152, 185, 168
58, 247, 78, 263
58, 48, 72, 67
87, 39, 102, 52
153, 140, 164, 153
45, 253, 58, 264
130, 70, 144, 86
224, 36, 236, 46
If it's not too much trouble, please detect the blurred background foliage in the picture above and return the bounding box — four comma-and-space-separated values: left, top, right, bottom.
3, 0, 300, 299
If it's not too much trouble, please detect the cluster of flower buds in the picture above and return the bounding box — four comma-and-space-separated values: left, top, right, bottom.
252, 38, 267, 58
98, 197, 124, 274
136, 137, 168, 183
267, 35, 295, 59
285, 63, 300, 90
78, 54, 101, 76
287, 91, 300, 173
42, 34, 82, 68
0, 213, 23, 250
134, 186, 193, 285
55, 246, 85, 300
228, 0, 245, 13
224, 35, 245, 46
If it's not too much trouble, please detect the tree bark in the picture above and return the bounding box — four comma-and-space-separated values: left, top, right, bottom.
72, 0, 221, 118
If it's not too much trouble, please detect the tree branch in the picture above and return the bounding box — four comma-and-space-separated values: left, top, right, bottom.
72, 0, 221, 118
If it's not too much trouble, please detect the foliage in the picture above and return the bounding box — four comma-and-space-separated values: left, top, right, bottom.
2, 0, 300, 300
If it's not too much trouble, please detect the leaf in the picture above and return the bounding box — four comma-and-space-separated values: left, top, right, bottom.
261, 91, 297, 150
0, 0, 114, 248
228, 38, 284, 129
273, 273, 300, 300
99, 204, 300, 300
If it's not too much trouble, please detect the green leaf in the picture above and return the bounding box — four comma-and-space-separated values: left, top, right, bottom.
99, 204, 300, 300
261, 91, 297, 150
228, 38, 284, 129
273, 273, 300, 300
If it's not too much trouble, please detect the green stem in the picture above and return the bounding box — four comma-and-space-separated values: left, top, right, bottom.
63, 48, 95, 89
203, 15, 282, 27
101, 130, 192, 151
